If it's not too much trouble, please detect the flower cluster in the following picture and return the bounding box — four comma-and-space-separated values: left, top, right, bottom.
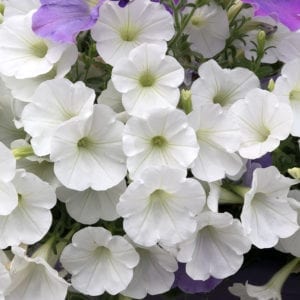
1, 0, 300, 299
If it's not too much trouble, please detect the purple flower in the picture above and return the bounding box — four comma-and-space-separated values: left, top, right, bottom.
32, 0, 106, 43
242, 153, 272, 187
242, 0, 300, 31
173, 263, 222, 294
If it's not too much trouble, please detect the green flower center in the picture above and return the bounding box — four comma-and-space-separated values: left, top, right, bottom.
151, 136, 168, 148
119, 23, 140, 42
77, 137, 92, 149
289, 89, 300, 101
139, 71, 156, 87
30, 40, 48, 58
213, 93, 229, 106
0, 4, 5, 15
191, 15, 206, 28
150, 189, 170, 203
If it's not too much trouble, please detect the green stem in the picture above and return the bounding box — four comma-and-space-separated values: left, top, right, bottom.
219, 187, 244, 204
229, 185, 250, 198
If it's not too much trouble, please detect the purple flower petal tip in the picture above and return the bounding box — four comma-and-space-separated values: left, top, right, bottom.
242, 0, 300, 31
32, 0, 104, 43
173, 263, 222, 294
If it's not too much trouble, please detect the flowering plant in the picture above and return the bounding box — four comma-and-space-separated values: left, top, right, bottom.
1, 0, 300, 299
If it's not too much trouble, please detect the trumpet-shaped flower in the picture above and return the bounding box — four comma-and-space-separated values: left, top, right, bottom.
111, 43, 184, 117
0, 11, 74, 79
191, 60, 260, 110
117, 166, 206, 246
32, 0, 105, 43
91, 0, 174, 65
273, 58, 300, 137
123, 108, 199, 179
2, 0, 39, 17
241, 166, 299, 248
177, 211, 251, 280
183, 3, 229, 58
0, 170, 56, 249
60, 227, 139, 296
50, 104, 126, 191
230, 88, 293, 159
188, 104, 243, 182
21, 78, 95, 156
5, 246, 69, 300
57, 180, 126, 224
121, 241, 178, 299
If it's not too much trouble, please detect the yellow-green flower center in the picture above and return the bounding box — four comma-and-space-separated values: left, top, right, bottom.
119, 23, 140, 42
289, 89, 300, 101
139, 71, 156, 87
30, 40, 48, 58
77, 137, 92, 148
150, 189, 170, 203
191, 15, 206, 28
151, 136, 167, 148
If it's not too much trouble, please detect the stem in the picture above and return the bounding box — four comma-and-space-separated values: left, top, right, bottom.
229, 185, 250, 198
219, 187, 244, 204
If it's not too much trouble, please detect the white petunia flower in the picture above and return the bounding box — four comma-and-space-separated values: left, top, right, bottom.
21, 78, 95, 156
117, 166, 206, 247
229, 258, 300, 300
230, 88, 293, 159
0, 11, 73, 79
241, 166, 299, 249
191, 59, 260, 110
237, 16, 300, 64
3, 0, 39, 17
0, 170, 56, 249
0, 250, 10, 300
5, 246, 69, 300
184, 2, 229, 58
273, 58, 300, 137
121, 240, 178, 299
277, 190, 300, 257
57, 180, 126, 224
0, 79, 25, 146
97, 80, 124, 113
123, 108, 199, 179
177, 211, 251, 281
60, 227, 139, 296
1, 44, 78, 102
91, 0, 174, 66
50, 104, 127, 191
111, 43, 184, 117
188, 104, 243, 182
0, 142, 17, 216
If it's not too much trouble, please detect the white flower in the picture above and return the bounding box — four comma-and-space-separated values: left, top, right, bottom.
123, 108, 199, 179
5, 246, 69, 300
60, 227, 139, 296
241, 166, 299, 248
273, 58, 300, 137
50, 104, 127, 191
0, 79, 25, 146
97, 80, 124, 113
3, 0, 39, 17
191, 60, 260, 110
0, 170, 56, 249
1, 45, 78, 102
229, 257, 300, 300
91, 0, 174, 65
57, 180, 126, 224
230, 89, 293, 159
0, 142, 17, 216
0, 250, 10, 299
177, 211, 251, 281
117, 166, 206, 247
111, 43, 184, 117
277, 190, 300, 257
237, 16, 300, 64
0, 11, 73, 79
188, 104, 243, 182
22, 78, 95, 156
121, 240, 178, 299
184, 3, 229, 58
